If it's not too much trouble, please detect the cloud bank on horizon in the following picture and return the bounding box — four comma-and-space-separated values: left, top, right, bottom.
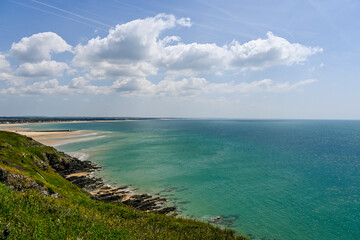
0, 14, 322, 97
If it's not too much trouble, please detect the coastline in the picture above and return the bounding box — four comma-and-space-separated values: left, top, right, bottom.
62, 160, 177, 215
1, 122, 227, 224
0, 125, 178, 215
0, 130, 244, 239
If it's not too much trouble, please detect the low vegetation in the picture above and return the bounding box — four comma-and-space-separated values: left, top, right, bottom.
0, 131, 248, 239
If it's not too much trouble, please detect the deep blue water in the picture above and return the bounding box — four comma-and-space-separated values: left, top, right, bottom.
28, 120, 360, 240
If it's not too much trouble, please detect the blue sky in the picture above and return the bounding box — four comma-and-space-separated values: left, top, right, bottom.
0, 0, 359, 119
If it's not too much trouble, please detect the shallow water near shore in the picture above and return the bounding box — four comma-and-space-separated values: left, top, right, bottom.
27, 120, 360, 240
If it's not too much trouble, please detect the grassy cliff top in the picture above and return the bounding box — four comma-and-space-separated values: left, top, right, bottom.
0, 131, 248, 240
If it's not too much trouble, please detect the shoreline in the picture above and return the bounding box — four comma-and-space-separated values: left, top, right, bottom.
62, 162, 177, 215
0, 130, 243, 239
1, 123, 228, 225
0, 126, 178, 215
1, 123, 227, 224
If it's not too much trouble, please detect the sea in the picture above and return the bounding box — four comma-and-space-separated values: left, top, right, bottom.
26, 120, 360, 240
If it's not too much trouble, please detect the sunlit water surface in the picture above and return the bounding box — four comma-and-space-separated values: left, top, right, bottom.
28, 120, 360, 240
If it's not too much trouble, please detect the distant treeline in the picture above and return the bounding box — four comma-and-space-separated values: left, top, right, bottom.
0, 117, 165, 124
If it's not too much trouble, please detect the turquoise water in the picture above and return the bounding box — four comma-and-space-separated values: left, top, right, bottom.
28, 120, 360, 239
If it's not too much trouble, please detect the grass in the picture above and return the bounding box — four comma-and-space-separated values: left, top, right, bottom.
0, 131, 249, 239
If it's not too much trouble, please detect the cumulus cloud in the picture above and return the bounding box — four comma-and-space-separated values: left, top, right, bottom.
72, 14, 321, 80
15, 60, 69, 77
1, 78, 111, 95
74, 14, 190, 64
158, 33, 322, 74
154, 77, 316, 97
1, 77, 316, 96
1, 79, 67, 95
111, 77, 154, 94
0, 54, 11, 72
0, 54, 14, 83
1, 14, 322, 98
158, 43, 227, 75
73, 14, 191, 78
68, 77, 111, 94
207, 78, 317, 94
0, 72, 15, 83
10, 32, 72, 63
156, 77, 208, 96
88, 61, 157, 79
228, 32, 322, 70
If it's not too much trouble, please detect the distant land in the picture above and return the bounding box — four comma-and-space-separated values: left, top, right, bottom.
0, 116, 171, 124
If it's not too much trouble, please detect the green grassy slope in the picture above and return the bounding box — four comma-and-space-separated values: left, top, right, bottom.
0, 131, 248, 240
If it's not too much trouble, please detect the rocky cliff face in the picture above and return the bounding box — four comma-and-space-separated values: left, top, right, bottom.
44, 151, 99, 177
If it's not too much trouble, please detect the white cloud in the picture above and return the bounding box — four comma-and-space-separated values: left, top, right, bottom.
10, 32, 72, 63
111, 77, 155, 94
0, 76, 316, 97
207, 78, 317, 94
1, 15, 322, 98
0, 54, 14, 83
69, 76, 89, 89
88, 61, 157, 79
158, 43, 227, 75
73, 14, 191, 78
176, 17, 192, 27
0, 72, 16, 85
74, 14, 190, 64
1, 79, 66, 95
228, 32, 322, 70
1, 78, 111, 95
0, 54, 11, 72
153, 77, 316, 97
68, 76, 111, 94
15, 60, 69, 77
156, 77, 207, 96
73, 14, 321, 80
157, 32, 322, 74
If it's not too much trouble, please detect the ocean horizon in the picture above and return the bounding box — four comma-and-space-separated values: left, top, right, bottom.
25, 119, 360, 240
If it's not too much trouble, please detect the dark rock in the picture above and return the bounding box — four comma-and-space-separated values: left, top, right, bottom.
155, 207, 176, 214
99, 195, 125, 203
123, 199, 142, 207
44, 152, 98, 177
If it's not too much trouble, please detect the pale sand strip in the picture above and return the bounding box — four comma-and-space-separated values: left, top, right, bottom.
0, 120, 124, 146
2, 127, 105, 147
16, 131, 74, 137
66, 172, 91, 178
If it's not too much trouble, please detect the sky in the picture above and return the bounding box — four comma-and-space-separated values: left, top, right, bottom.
0, 0, 360, 119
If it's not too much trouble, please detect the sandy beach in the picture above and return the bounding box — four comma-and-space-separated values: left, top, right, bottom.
0, 122, 105, 147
